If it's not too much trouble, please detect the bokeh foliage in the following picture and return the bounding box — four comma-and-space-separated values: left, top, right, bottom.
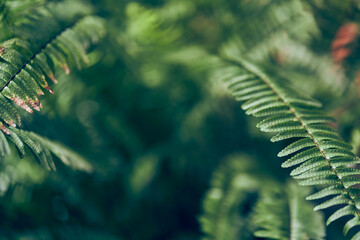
1, 0, 360, 239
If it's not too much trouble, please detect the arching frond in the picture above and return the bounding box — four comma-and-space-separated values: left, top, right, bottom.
0, 2, 105, 166
216, 55, 360, 239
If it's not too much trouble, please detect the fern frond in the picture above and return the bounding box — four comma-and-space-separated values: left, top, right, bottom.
199, 154, 261, 240
0, 2, 104, 116
199, 154, 325, 240
0, 2, 104, 165
218, 55, 360, 239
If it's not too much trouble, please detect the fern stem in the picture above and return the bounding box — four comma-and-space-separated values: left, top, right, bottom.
0, 17, 82, 93
227, 57, 360, 219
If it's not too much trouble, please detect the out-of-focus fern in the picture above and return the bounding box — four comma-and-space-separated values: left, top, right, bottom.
0, 0, 47, 40
253, 182, 325, 240
199, 154, 325, 240
218, 0, 346, 95
213, 54, 360, 239
199, 154, 261, 240
222, 0, 318, 60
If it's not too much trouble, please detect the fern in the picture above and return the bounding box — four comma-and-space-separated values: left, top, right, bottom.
215, 54, 360, 239
199, 154, 261, 240
253, 182, 325, 240
0, 1, 105, 168
0, 0, 358, 239
199, 154, 325, 240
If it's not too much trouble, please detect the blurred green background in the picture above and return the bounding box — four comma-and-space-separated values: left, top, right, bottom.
1, 0, 360, 239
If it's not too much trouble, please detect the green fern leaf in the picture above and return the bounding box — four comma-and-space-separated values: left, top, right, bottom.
7, 127, 25, 157
298, 175, 338, 186
261, 121, 303, 133
10, 127, 54, 170
313, 195, 350, 211
257, 113, 297, 128
278, 138, 315, 157
0, 130, 10, 156
293, 167, 333, 179
270, 129, 308, 142
242, 95, 278, 110
282, 150, 322, 168
327, 205, 357, 226
306, 185, 345, 200
345, 217, 360, 235
329, 156, 359, 168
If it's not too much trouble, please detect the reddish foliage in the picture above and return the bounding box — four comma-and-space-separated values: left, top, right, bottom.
332, 23, 358, 63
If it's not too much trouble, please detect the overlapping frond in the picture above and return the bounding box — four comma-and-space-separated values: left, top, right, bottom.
0, 0, 48, 39
0, 2, 105, 167
254, 183, 325, 240
220, 0, 345, 95
199, 155, 261, 240
199, 154, 325, 240
221, 0, 318, 61
253, 182, 325, 240
216, 55, 360, 239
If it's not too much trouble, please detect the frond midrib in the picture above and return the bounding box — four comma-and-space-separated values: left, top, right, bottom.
226, 57, 360, 219
0, 17, 83, 93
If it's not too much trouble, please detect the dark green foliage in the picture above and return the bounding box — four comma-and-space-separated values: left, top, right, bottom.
1, 0, 360, 240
